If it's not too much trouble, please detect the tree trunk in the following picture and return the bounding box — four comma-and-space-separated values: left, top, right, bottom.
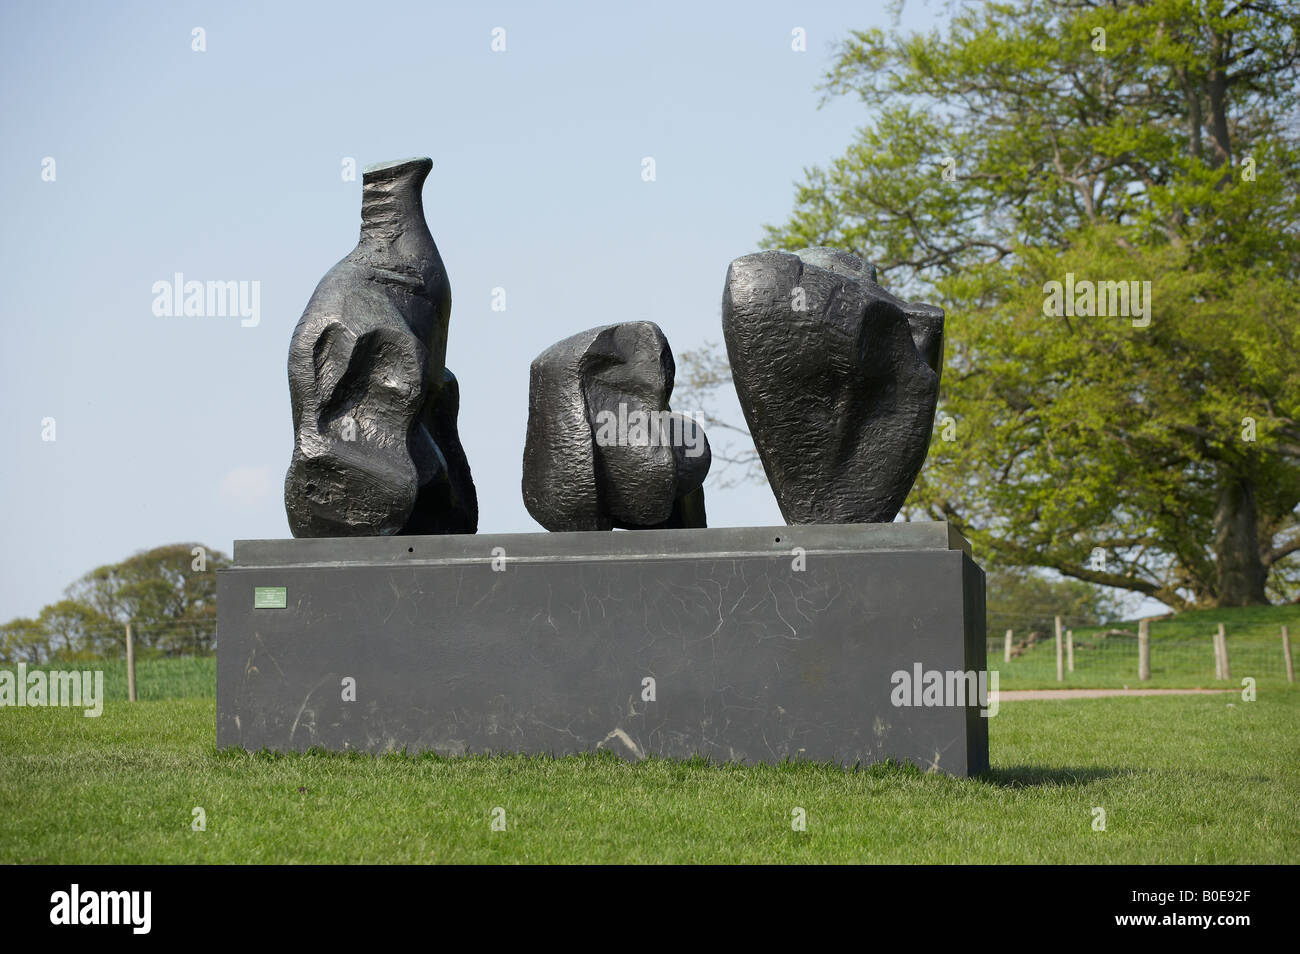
1213, 476, 1269, 606
1205, 29, 1233, 170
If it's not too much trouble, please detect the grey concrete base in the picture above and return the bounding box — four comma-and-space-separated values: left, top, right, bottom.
217, 523, 989, 776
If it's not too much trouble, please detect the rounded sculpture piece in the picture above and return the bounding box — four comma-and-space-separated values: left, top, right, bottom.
721, 247, 944, 524
284, 158, 477, 537
522, 321, 710, 531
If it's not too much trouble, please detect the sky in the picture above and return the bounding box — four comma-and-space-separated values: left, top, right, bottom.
0, 0, 952, 621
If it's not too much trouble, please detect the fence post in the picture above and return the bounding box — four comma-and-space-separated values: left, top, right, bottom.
1219, 623, 1231, 681
1055, 615, 1064, 682
1138, 618, 1151, 681
1213, 623, 1232, 681
1284, 625, 1295, 684
1066, 629, 1074, 673
125, 622, 136, 702
1004, 629, 1013, 664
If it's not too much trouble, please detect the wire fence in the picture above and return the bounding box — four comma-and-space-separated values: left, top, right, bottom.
5, 619, 1296, 698
987, 624, 1295, 686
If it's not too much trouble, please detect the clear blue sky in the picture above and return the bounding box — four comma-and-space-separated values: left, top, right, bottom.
0, 0, 946, 621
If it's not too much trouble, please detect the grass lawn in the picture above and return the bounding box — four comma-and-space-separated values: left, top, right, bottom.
1, 688, 1295, 863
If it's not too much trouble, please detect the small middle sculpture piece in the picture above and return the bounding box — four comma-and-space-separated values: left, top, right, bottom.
523, 322, 709, 531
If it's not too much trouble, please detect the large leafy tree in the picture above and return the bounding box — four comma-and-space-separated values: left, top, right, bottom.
724, 0, 1300, 609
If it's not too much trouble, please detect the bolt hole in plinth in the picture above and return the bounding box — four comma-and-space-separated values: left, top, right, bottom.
775, 537, 781, 543
407, 547, 414, 553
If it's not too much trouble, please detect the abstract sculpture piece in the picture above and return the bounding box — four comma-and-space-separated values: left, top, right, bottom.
722, 247, 944, 525
284, 157, 477, 537
523, 321, 710, 531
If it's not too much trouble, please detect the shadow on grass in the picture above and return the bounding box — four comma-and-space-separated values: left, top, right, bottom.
981, 765, 1136, 788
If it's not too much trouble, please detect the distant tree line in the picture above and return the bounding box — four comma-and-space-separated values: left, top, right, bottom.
0, 544, 228, 664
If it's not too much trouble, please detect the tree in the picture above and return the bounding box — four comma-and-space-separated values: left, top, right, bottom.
65, 543, 229, 655
35, 600, 116, 660
681, 0, 1300, 609
0, 543, 230, 663
985, 566, 1127, 639
0, 618, 52, 665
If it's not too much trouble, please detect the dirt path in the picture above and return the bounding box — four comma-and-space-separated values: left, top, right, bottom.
997, 688, 1236, 700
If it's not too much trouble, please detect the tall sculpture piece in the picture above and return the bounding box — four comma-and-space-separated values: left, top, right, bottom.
523, 321, 709, 531
284, 157, 477, 537
722, 247, 943, 524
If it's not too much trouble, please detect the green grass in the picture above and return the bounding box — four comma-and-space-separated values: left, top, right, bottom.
2, 656, 218, 701
0, 656, 215, 702
1, 689, 1295, 863
993, 603, 1300, 689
